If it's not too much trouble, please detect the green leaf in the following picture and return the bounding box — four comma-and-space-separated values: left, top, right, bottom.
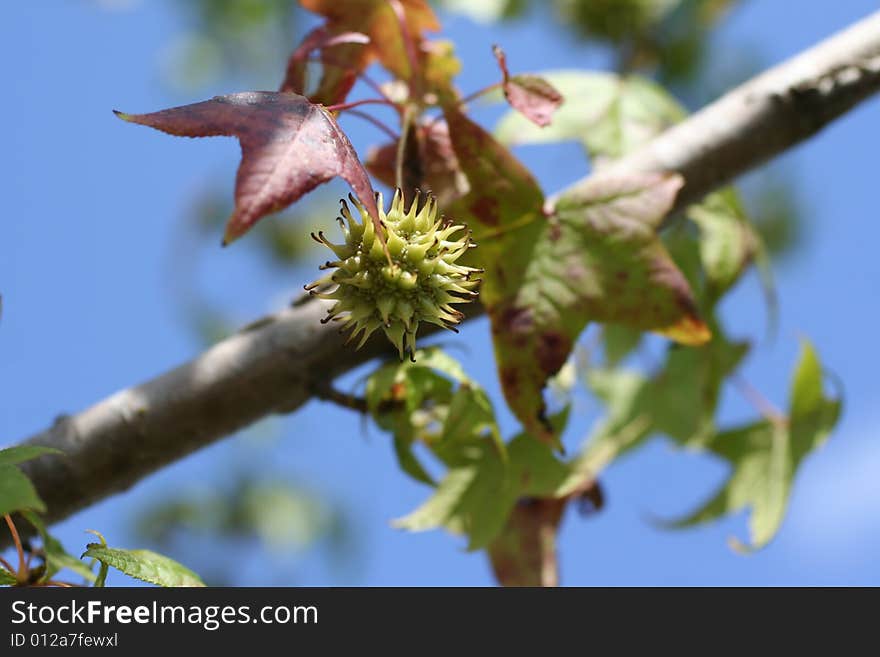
366, 347, 465, 415
84, 530, 109, 587
556, 321, 748, 498
489, 172, 709, 442
21, 511, 96, 583
602, 324, 643, 367
788, 339, 842, 463
392, 433, 435, 486
0, 568, 16, 586
395, 410, 572, 551
0, 445, 62, 467
668, 339, 841, 549
394, 440, 518, 550
507, 432, 572, 497
789, 339, 825, 420
687, 189, 774, 305
441, 384, 499, 445
367, 347, 506, 483
82, 545, 205, 587
495, 71, 685, 161
0, 465, 46, 516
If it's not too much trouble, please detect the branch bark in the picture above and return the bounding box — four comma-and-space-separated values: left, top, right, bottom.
8, 10, 880, 539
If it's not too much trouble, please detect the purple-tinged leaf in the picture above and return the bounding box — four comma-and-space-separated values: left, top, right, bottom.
115, 91, 379, 245
280, 26, 371, 106
493, 45, 563, 127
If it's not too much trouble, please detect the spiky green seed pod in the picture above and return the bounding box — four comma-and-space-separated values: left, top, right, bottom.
306, 190, 481, 361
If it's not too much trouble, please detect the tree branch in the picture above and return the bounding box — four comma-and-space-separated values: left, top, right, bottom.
7, 11, 880, 542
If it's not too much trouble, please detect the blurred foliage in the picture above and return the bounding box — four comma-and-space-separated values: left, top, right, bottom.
134, 474, 354, 586
161, 0, 302, 91
746, 177, 803, 260
435, 0, 528, 23
187, 185, 339, 266
436, 0, 740, 85
168, 186, 341, 348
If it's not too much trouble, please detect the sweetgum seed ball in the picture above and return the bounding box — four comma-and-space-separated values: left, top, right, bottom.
306, 190, 481, 361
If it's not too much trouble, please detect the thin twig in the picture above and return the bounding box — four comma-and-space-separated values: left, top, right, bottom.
310, 380, 369, 413
731, 374, 787, 426
4, 515, 25, 582
389, 0, 421, 98
342, 108, 399, 140
325, 98, 394, 112
0, 555, 15, 574
458, 82, 503, 106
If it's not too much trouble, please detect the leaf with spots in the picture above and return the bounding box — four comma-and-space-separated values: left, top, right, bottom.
441, 107, 545, 329
492, 45, 563, 128
490, 172, 710, 443
666, 340, 841, 549
442, 108, 544, 238
115, 92, 379, 245
494, 70, 775, 316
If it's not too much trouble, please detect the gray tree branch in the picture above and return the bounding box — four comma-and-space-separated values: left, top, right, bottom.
7, 10, 880, 540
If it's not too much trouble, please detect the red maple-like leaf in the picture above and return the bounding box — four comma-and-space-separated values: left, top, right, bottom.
493, 45, 563, 128
115, 91, 379, 245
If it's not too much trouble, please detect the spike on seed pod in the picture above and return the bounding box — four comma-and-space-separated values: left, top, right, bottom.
307, 189, 481, 360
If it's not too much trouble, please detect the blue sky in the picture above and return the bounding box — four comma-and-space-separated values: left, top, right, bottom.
1, 1, 878, 585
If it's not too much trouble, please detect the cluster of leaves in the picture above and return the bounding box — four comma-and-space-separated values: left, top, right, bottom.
107, 0, 840, 585
364, 347, 594, 585
0, 446, 204, 588
363, 338, 838, 582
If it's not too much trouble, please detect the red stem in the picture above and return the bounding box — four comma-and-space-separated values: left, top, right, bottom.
459, 82, 503, 106
0, 555, 15, 574
306, 54, 397, 106
325, 98, 394, 112
342, 109, 399, 140
3, 515, 26, 582
389, 0, 421, 97
731, 374, 787, 426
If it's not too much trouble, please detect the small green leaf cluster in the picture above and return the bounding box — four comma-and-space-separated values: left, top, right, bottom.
0, 446, 203, 588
